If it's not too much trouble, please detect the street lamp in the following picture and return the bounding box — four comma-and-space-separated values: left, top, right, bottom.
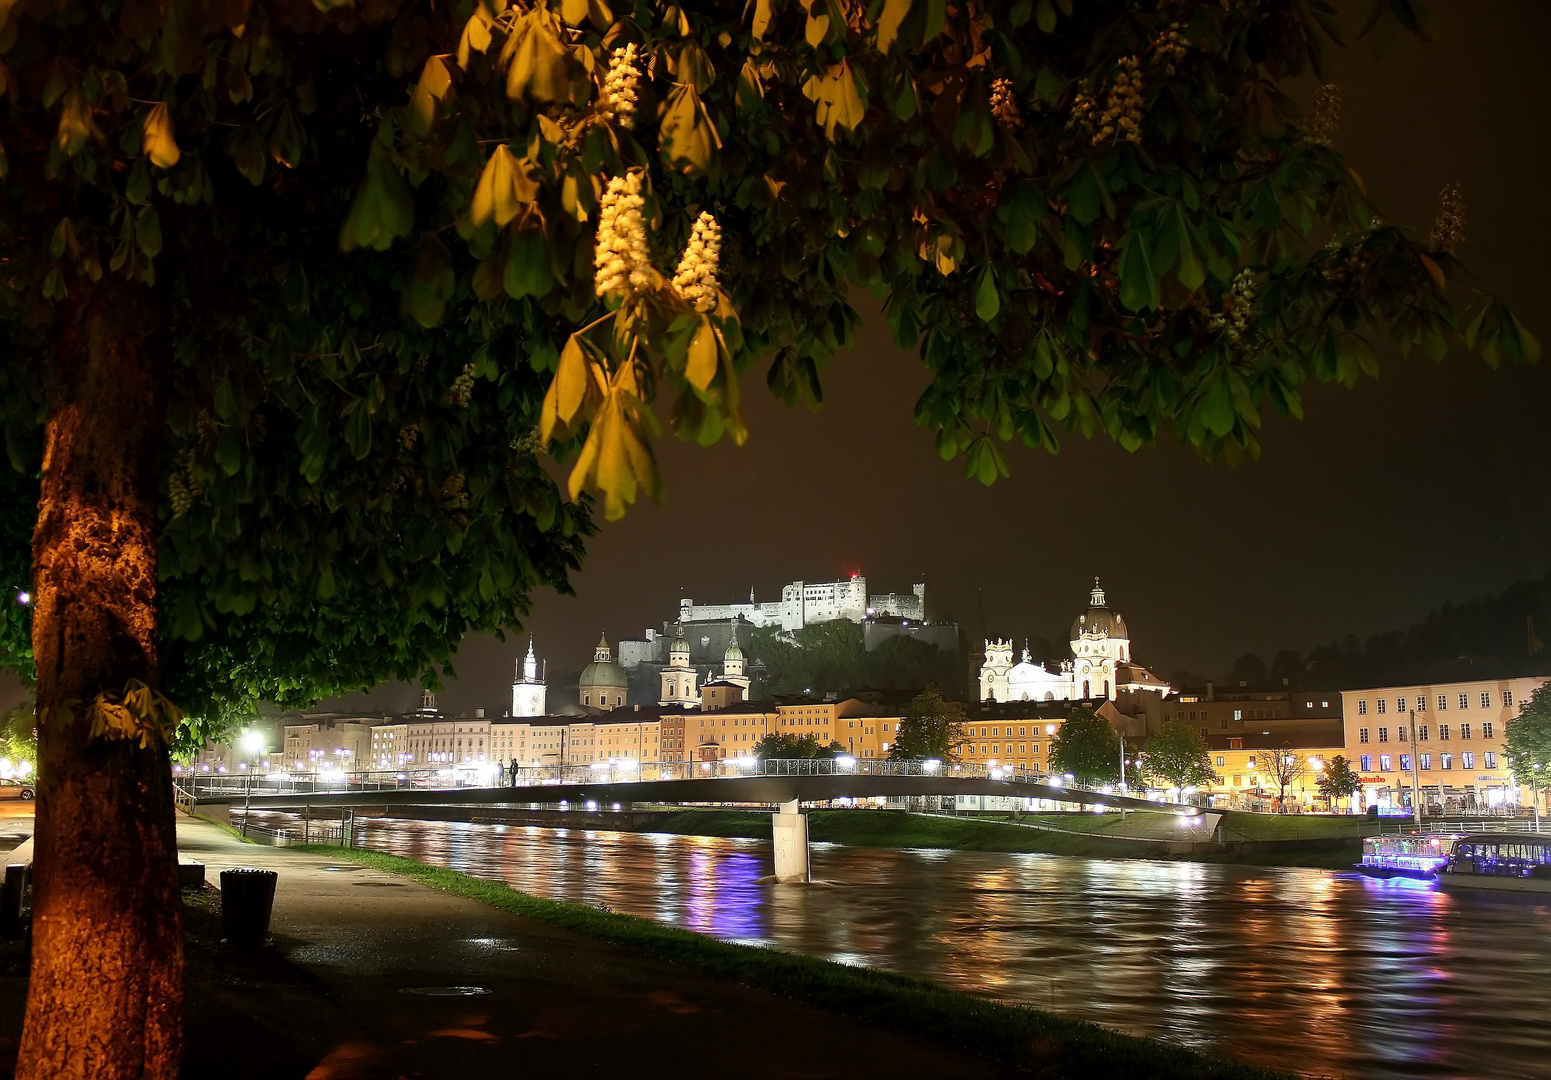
240, 729, 265, 837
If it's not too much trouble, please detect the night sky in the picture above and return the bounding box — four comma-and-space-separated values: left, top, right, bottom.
5, 3, 1547, 719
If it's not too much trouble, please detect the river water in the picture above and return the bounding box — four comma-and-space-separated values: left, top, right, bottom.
328, 817, 1551, 1079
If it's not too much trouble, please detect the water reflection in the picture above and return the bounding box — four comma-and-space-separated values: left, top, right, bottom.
291, 814, 1551, 1079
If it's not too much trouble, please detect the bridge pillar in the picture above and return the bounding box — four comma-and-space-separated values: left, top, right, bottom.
772, 799, 810, 883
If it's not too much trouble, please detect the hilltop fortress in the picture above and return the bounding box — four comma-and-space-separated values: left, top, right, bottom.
673, 574, 926, 632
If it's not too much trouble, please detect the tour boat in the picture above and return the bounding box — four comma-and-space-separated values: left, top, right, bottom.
1437, 833, 1551, 893
1356, 834, 1456, 878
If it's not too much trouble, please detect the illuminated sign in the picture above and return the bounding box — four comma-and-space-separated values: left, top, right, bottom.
1359, 776, 1388, 784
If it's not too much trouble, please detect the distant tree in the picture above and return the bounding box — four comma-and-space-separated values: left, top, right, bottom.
1269, 650, 1306, 688
1316, 754, 1362, 810
751, 732, 841, 760
1049, 708, 1121, 786
1257, 744, 1309, 811
888, 687, 968, 762
1140, 721, 1218, 792
1226, 653, 1270, 689
1504, 685, 1551, 809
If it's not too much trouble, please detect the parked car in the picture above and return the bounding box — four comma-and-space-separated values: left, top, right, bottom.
0, 778, 34, 801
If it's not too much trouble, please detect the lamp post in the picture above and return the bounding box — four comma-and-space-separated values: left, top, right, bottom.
1408, 709, 1422, 829
240, 729, 265, 837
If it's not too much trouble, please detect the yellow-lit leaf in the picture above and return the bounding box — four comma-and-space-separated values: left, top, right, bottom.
57, 88, 92, 157
659, 83, 721, 174
143, 102, 181, 168
686, 315, 718, 390
753, 0, 774, 38
877, 0, 912, 53
561, 0, 589, 26
409, 55, 453, 135
457, 9, 494, 69
1418, 252, 1446, 290
471, 144, 523, 227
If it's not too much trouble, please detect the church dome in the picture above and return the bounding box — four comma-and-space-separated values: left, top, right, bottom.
724, 636, 744, 662
670, 624, 689, 654
1070, 578, 1129, 640
580, 632, 629, 689
580, 658, 629, 689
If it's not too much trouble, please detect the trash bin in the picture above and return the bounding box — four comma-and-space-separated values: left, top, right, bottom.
220, 867, 277, 945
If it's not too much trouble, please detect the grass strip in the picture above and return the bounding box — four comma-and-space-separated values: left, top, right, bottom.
304, 844, 1292, 1080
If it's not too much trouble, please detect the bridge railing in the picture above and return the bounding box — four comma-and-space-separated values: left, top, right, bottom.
185, 757, 1199, 806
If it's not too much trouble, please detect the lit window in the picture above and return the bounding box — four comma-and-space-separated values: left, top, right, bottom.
1420, 754, 1432, 770
1484, 751, 1497, 769
1359, 728, 1369, 744
1440, 753, 1452, 770
1462, 751, 1475, 769
1380, 754, 1392, 771
1357, 700, 1368, 716
1360, 754, 1372, 771
1400, 754, 1411, 772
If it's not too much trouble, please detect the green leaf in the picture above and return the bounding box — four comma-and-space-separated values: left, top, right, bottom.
135, 205, 162, 258
504, 225, 555, 300
1116, 231, 1158, 311
402, 235, 455, 327
408, 55, 453, 136
974, 266, 1000, 322
339, 144, 415, 252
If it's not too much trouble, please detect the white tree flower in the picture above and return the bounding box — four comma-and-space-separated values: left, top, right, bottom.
601, 43, 642, 131
594, 171, 652, 302
671, 211, 722, 312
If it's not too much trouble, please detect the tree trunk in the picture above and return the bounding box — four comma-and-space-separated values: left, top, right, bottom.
17, 276, 181, 1079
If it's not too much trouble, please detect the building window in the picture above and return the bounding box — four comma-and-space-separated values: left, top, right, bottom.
1441, 753, 1452, 770
1458, 693, 1468, 709
1503, 690, 1514, 708
1484, 751, 1498, 769
1215, 756, 1225, 767
1415, 696, 1426, 711
1357, 700, 1368, 716
1360, 754, 1373, 771
1232, 775, 1243, 787
1482, 721, 1494, 739
1480, 692, 1491, 709
1399, 754, 1411, 772
1233, 708, 1243, 721
1397, 697, 1408, 712
1461, 723, 1471, 740
1220, 718, 1230, 729
1377, 700, 1387, 714
1418, 725, 1428, 741
1438, 695, 1447, 710
1380, 754, 1392, 771
1357, 727, 1369, 744
1201, 727, 1209, 739
1378, 727, 1389, 742
1420, 754, 1432, 770
1436, 723, 1448, 740
1461, 751, 1475, 770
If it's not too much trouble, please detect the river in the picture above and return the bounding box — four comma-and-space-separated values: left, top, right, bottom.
310, 816, 1551, 1079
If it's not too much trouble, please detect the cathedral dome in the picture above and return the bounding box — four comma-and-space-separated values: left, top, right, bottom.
724, 636, 744, 662
580, 632, 629, 689
1069, 578, 1129, 641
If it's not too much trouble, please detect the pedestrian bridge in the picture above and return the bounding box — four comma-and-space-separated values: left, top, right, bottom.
185, 759, 1216, 882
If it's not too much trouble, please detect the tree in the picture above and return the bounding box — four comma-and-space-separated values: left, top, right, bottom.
1316, 754, 1362, 810
1, 2, 1535, 1075
1257, 743, 1309, 811
751, 731, 841, 760
888, 687, 968, 762
1504, 684, 1551, 812
1140, 720, 1218, 792
1048, 707, 1121, 786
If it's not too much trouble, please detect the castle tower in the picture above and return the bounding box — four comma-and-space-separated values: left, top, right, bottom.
511, 637, 546, 718
659, 623, 699, 708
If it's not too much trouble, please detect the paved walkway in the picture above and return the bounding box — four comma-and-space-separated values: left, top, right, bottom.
172, 817, 1009, 1078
